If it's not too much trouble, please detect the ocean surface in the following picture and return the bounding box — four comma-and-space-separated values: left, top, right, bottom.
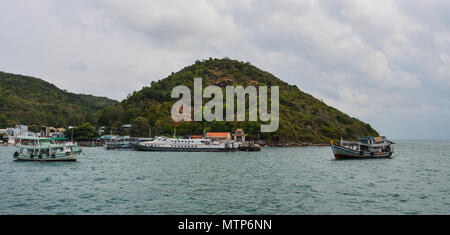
0, 140, 449, 215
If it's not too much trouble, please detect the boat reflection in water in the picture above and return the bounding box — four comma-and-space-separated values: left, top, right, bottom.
331, 136, 394, 160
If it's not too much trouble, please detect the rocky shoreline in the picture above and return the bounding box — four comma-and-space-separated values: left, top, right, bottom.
263, 142, 330, 147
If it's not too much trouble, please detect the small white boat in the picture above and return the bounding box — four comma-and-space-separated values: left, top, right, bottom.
330, 136, 394, 159
13, 137, 82, 162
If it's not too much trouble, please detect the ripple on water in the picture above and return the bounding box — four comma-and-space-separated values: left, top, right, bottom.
42, 177, 52, 183
0, 141, 450, 214
93, 177, 106, 182
79, 193, 95, 199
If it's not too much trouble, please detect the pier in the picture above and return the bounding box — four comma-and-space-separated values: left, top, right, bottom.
238, 142, 262, 152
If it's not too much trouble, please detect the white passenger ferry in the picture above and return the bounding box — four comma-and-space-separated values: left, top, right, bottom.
132, 136, 241, 152
13, 137, 82, 162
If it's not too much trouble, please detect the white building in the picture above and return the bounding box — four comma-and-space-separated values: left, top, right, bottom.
6, 125, 35, 137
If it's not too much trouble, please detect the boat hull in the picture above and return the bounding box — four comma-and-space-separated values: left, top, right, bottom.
331, 143, 392, 160
105, 143, 134, 151
14, 153, 79, 162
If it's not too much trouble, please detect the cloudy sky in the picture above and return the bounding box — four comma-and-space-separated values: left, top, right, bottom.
1, 0, 449, 139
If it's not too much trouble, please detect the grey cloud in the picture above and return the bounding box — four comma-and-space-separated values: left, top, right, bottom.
66, 61, 89, 71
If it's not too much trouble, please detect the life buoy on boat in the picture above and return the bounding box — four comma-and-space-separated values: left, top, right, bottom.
38, 155, 43, 159
14, 152, 19, 157
65, 152, 70, 156
30, 154, 34, 159
51, 154, 56, 159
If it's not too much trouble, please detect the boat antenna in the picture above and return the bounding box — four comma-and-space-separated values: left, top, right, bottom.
173, 126, 176, 138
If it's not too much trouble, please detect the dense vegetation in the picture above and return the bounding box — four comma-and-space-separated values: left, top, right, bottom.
98, 58, 378, 143
64, 123, 99, 141
0, 71, 118, 128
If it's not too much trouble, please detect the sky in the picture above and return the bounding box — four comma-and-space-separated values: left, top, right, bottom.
1, 0, 449, 139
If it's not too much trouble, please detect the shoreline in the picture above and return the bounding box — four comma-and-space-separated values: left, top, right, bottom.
2, 142, 331, 148
264, 142, 330, 147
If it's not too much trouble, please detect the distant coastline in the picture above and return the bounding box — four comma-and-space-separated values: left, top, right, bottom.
1, 141, 331, 148
264, 142, 330, 147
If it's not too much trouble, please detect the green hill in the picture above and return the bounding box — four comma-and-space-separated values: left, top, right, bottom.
98, 58, 378, 143
0, 71, 118, 129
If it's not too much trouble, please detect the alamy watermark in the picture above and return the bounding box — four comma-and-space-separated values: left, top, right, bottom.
171, 78, 279, 132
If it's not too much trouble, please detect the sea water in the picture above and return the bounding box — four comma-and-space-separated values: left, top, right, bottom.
0, 140, 449, 214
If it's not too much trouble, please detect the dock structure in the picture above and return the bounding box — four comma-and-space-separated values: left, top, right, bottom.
238, 142, 262, 152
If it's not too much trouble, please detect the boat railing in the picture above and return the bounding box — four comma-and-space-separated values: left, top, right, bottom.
337, 139, 391, 147
15, 143, 74, 149
340, 140, 360, 147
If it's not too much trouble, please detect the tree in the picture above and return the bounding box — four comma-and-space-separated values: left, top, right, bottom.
28, 124, 41, 133
0, 114, 8, 128
67, 123, 98, 141
130, 117, 150, 137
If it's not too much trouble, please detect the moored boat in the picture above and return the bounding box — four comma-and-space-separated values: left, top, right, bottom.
13, 137, 82, 162
330, 136, 394, 160
132, 136, 241, 152
105, 138, 134, 151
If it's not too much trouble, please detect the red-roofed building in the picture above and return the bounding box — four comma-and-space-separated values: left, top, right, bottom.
233, 129, 247, 142
206, 132, 231, 142
189, 135, 203, 139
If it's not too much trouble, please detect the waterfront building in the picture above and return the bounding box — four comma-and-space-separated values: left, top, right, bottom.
7, 125, 29, 136
233, 129, 247, 142
41, 126, 65, 138
206, 132, 232, 143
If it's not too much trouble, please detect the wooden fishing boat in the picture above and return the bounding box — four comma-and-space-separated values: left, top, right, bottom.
331, 137, 394, 159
